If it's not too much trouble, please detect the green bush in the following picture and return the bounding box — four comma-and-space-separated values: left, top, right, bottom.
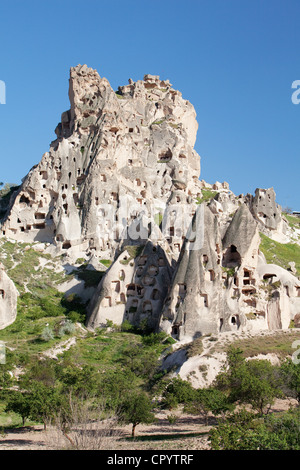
121, 320, 135, 332
209, 408, 300, 450
141, 332, 168, 346
162, 377, 197, 409
214, 346, 283, 414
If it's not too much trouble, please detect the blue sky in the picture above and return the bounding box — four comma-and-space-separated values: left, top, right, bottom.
0, 0, 300, 210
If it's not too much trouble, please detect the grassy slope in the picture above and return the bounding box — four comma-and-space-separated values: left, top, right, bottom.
283, 213, 300, 231
259, 233, 300, 276
0, 240, 170, 388
230, 331, 300, 358
0, 240, 86, 365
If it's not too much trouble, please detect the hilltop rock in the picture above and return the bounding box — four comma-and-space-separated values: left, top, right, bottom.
1, 65, 202, 263
0, 64, 298, 341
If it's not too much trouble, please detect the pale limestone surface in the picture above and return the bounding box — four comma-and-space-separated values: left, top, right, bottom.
0, 65, 299, 340
0, 263, 18, 330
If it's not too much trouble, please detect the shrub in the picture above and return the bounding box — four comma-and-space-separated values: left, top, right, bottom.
121, 320, 134, 332
209, 408, 300, 450
167, 413, 178, 424
41, 326, 54, 342
162, 377, 197, 409
58, 320, 76, 337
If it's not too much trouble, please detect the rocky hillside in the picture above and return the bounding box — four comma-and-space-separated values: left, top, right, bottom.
0, 64, 300, 352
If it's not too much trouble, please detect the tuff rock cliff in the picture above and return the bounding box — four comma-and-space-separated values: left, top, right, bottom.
0, 263, 18, 329
1, 64, 299, 339
1, 65, 201, 258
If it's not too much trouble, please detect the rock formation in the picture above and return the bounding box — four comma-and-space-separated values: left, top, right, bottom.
87, 239, 174, 330
0, 263, 18, 329
1, 64, 299, 339
159, 201, 300, 341
1, 65, 202, 262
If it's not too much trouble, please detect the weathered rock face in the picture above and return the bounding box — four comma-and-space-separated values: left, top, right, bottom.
1, 65, 202, 262
159, 201, 300, 341
0, 264, 18, 329
249, 187, 281, 230
160, 204, 223, 340
86, 239, 174, 330
159, 203, 259, 340
245, 187, 290, 243
256, 263, 300, 330
1, 64, 298, 339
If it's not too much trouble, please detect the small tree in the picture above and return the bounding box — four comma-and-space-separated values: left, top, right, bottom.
5, 391, 32, 426
233, 359, 283, 414
119, 392, 155, 437
27, 381, 61, 430
214, 347, 283, 414
280, 358, 300, 403
162, 377, 197, 410
56, 363, 101, 399
184, 388, 233, 425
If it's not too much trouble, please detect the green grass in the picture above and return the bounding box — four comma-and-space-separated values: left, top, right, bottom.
65, 330, 140, 368
59, 329, 170, 394
0, 286, 86, 364
0, 240, 88, 365
154, 212, 163, 227
0, 314, 67, 366
283, 213, 300, 230
120, 245, 145, 265
115, 91, 125, 99
99, 259, 112, 268
196, 189, 217, 205
228, 331, 300, 359
0, 240, 64, 293
152, 119, 165, 126
259, 233, 300, 276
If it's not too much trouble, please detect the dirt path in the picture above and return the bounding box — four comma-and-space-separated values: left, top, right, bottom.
0, 399, 296, 451
0, 410, 211, 451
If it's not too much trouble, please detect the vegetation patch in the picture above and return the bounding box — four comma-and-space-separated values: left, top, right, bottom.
73, 265, 105, 288
228, 331, 300, 359
99, 259, 112, 268
283, 212, 300, 230
120, 245, 145, 265
259, 233, 300, 276
186, 337, 203, 358
196, 189, 217, 205
151, 119, 166, 126
154, 212, 163, 228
